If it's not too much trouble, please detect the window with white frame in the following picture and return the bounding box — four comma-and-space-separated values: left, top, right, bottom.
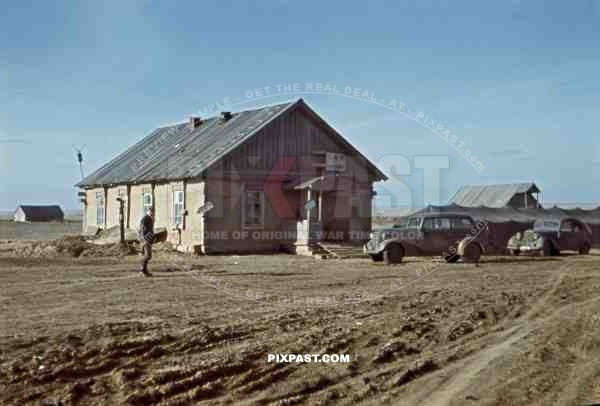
95, 191, 105, 226
173, 190, 184, 226
242, 191, 264, 228
142, 191, 153, 216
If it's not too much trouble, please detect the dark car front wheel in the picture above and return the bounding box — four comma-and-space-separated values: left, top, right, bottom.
370, 253, 383, 262
443, 252, 460, 263
383, 243, 404, 265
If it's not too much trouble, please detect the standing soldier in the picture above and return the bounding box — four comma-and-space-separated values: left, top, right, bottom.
138, 207, 154, 277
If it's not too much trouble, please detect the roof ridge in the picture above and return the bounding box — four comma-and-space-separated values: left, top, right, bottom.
76, 98, 389, 188
18, 204, 62, 207
153, 100, 299, 128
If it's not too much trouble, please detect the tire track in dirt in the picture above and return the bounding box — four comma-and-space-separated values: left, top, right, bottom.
3, 253, 599, 405
405, 263, 572, 406
414, 325, 528, 406
3, 274, 141, 300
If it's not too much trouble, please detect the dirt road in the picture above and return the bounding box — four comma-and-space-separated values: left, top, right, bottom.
1, 248, 600, 405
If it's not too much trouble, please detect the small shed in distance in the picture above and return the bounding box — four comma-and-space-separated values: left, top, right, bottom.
13, 205, 64, 223
450, 182, 542, 209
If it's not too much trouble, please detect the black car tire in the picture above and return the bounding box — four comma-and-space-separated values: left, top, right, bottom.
370, 253, 383, 262
510, 249, 520, 256
383, 243, 404, 265
463, 243, 482, 263
444, 252, 460, 263
579, 242, 591, 255
542, 240, 554, 256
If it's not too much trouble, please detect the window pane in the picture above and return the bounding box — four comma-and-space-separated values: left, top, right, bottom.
422, 218, 433, 231
408, 217, 421, 227
173, 191, 184, 225
452, 217, 472, 231
244, 191, 263, 226
96, 192, 104, 225
142, 192, 153, 216
560, 220, 573, 232
423, 217, 450, 231
438, 218, 451, 230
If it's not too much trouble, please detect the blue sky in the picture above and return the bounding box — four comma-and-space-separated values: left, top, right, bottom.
1, 0, 599, 210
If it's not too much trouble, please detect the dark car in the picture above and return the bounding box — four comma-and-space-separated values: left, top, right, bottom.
507, 217, 591, 256
365, 213, 487, 265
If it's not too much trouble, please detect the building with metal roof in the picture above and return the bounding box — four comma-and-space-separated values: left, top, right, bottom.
77, 99, 387, 255
450, 182, 541, 208
77, 100, 385, 188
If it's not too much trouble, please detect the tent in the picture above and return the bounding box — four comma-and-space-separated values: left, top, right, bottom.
407, 204, 600, 254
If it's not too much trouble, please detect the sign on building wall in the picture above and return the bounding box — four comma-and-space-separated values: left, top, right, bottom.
326, 152, 346, 173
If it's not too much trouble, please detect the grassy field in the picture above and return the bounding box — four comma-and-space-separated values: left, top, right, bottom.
0, 220, 82, 241
1, 245, 600, 405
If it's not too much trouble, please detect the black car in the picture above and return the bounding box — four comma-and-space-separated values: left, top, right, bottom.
507, 217, 591, 256
365, 213, 487, 264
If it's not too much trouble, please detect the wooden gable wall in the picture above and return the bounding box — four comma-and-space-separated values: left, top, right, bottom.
217, 106, 376, 188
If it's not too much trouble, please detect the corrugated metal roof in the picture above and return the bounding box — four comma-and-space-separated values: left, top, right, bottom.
77, 101, 295, 187
450, 183, 540, 208
77, 99, 386, 187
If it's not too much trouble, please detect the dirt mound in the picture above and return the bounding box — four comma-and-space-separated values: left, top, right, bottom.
58, 236, 138, 257
0, 236, 137, 258
94, 226, 140, 244
93, 225, 167, 245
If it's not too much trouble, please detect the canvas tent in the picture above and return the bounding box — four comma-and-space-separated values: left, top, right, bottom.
408, 204, 600, 253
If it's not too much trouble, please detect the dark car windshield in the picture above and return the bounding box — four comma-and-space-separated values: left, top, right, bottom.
533, 220, 560, 231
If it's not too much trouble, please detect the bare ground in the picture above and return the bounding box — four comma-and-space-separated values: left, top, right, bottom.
1, 244, 600, 405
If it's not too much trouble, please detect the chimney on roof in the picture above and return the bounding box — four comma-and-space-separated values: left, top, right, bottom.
221, 111, 232, 121
189, 116, 202, 128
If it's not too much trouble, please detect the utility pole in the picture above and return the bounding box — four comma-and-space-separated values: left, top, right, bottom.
117, 197, 125, 245
73, 145, 86, 180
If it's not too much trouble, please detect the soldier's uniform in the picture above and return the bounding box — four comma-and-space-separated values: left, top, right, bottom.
139, 213, 154, 276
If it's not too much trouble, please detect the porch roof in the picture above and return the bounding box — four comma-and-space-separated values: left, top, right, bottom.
293, 176, 325, 190
291, 175, 354, 192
